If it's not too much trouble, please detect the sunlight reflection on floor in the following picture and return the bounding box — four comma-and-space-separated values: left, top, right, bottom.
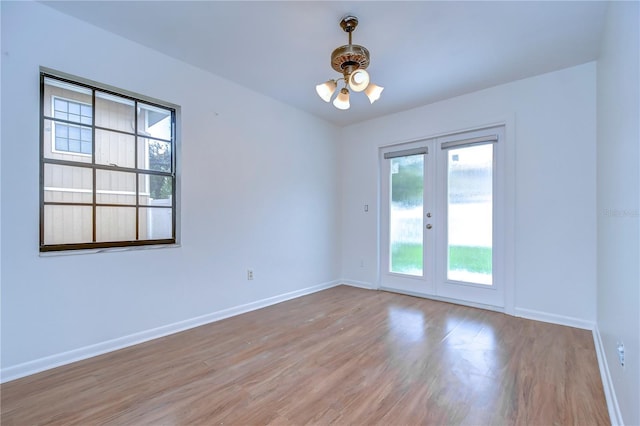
387, 306, 426, 343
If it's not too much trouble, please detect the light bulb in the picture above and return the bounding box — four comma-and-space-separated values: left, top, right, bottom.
349, 69, 370, 92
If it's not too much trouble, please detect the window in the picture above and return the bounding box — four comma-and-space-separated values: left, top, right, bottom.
52, 97, 93, 155
40, 72, 177, 252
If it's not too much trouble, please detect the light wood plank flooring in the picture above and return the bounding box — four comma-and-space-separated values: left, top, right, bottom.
1, 286, 609, 425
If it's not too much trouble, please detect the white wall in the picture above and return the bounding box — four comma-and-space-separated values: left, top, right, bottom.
339, 62, 597, 326
596, 1, 640, 425
0, 1, 340, 376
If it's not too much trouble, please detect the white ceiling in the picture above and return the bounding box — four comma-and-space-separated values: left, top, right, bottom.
41, 1, 608, 127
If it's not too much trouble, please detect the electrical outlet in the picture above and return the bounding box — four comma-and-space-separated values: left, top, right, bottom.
247, 269, 254, 280
617, 342, 625, 367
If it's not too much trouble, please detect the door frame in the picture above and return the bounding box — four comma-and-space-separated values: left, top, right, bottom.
434, 126, 505, 307
377, 123, 513, 313
379, 139, 436, 295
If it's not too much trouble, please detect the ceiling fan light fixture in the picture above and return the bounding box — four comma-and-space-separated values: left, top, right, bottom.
316, 16, 382, 110
315, 80, 337, 102
349, 69, 370, 92
333, 88, 350, 110
364, 83, 384, 104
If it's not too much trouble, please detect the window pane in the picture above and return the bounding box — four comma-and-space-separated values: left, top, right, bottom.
55, 123, 68, 138
447, 143, 493, 285
95, 129, 135, 168
95, 92, 135, 133
139, 174, 172, 205
81, 128, 92, 142
68, 139, 81, 153
51, 123, 92, 155
55, 137, 68, 152
139, 208, 172, 240
53, 98, 92, 125
81, 104, 92, 118
44, 78, 92, 118
44, 164, 93, 203
138, 138, 172, 172
68, 126, 80, 140
96, 170, 136, 205
389, 154, 423, 276
81, 141, 92, 155
96, 207, 136, 242
54, 98, 67, 113
138, 104, 172, 140
44, 205, 92, 245
44, 120, 91, 162
67, 126, 82, 140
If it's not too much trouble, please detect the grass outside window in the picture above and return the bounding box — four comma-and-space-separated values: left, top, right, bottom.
391, 243, 492, 275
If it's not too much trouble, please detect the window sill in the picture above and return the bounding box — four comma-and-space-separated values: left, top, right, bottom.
39, 243, 181, 257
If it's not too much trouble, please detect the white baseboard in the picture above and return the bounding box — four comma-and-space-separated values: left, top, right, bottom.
0, 280, 341, 384
593, 326, 623, 426
341, 279, 376, 290
513, 307, 595, 330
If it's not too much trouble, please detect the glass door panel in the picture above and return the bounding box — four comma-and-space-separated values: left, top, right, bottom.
389, 154, 424, 276
446, 143, 493, 285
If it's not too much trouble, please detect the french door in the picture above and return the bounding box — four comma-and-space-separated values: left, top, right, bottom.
380, 126, 505, 308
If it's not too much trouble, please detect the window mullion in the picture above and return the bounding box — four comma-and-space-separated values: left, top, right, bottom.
135, 100, 140, 241
91, 88, 97, 243
42, 157, 172, 176
171, 110, 176, 239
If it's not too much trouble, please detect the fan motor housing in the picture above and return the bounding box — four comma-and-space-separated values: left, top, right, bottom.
331, 44, 370, 73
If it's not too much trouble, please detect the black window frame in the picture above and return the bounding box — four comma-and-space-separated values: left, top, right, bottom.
40, 72, 177, 252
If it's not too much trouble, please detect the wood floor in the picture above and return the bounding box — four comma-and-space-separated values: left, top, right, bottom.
1, 286, 609, 425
